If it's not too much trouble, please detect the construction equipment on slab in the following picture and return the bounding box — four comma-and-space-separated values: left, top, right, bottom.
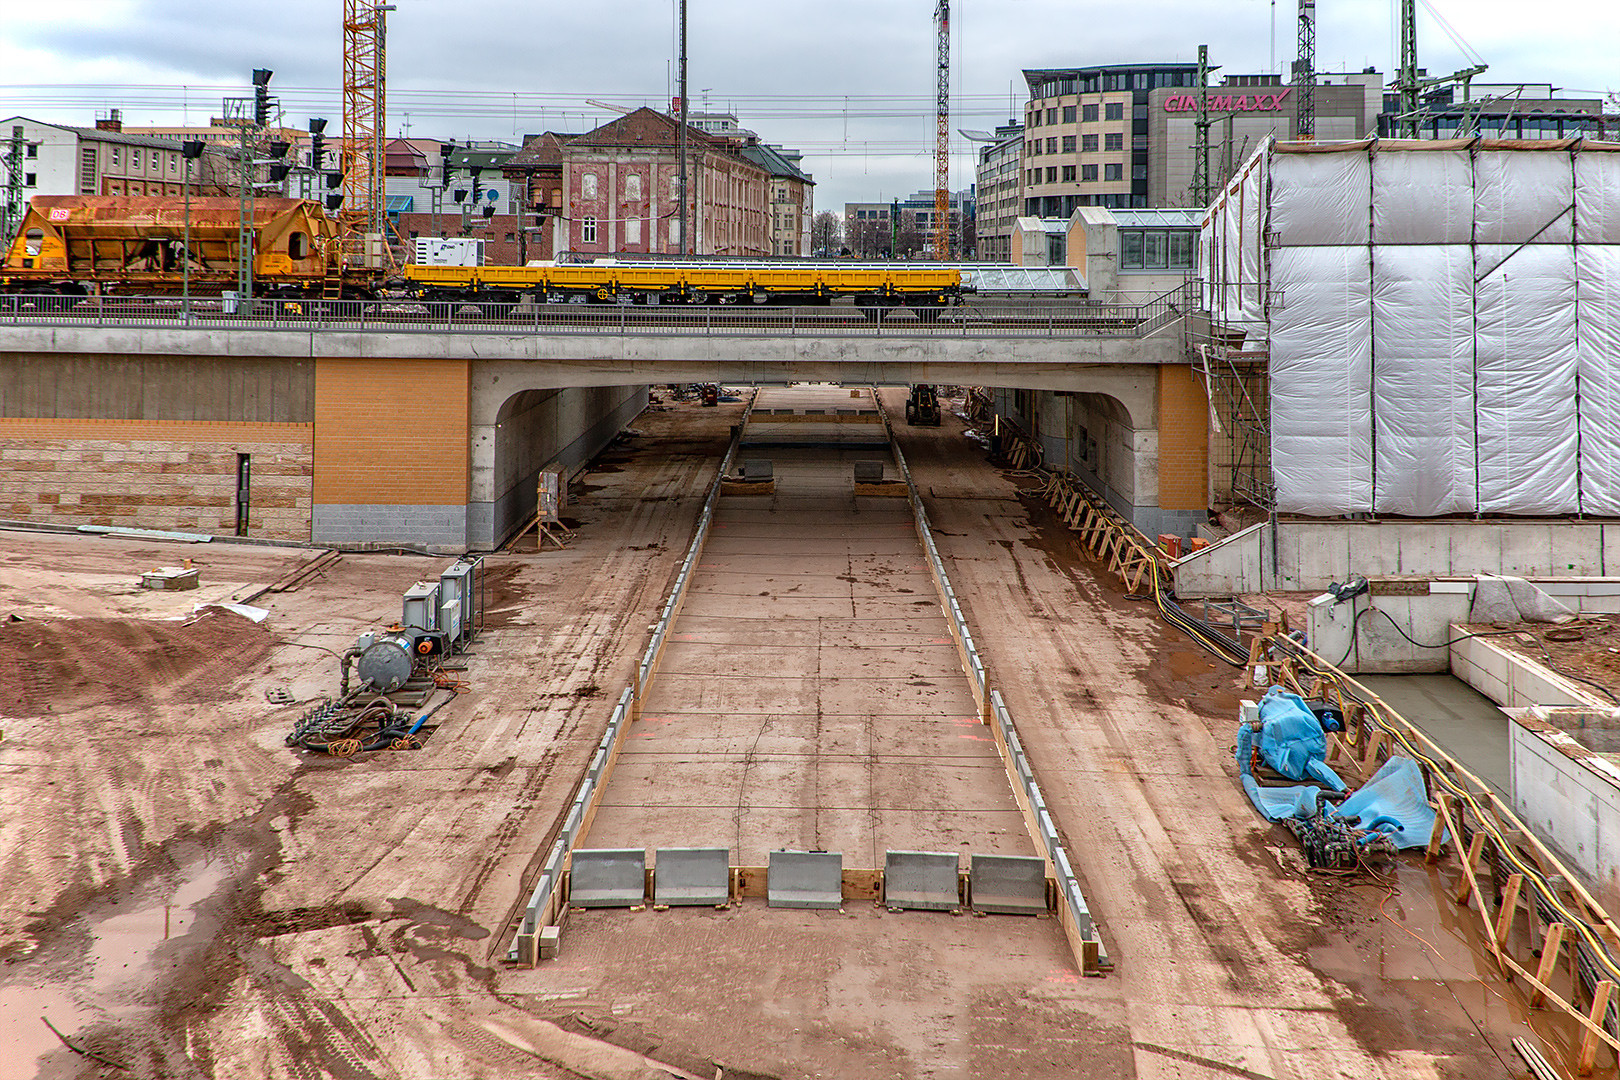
905, 384, 942, 426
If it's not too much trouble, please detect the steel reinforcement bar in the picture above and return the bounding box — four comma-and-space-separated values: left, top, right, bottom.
885, 404, 1110, 975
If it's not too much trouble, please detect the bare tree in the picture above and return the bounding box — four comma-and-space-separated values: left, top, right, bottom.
810, 210, 842, 256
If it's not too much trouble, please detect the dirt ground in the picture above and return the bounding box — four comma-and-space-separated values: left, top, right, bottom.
0, 388, 1610, 1079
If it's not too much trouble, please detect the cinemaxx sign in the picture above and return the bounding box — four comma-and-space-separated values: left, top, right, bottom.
1163, 88, 1293, 114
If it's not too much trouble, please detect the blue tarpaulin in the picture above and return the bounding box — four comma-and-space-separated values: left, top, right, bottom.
1257, 686, 1347, 791
1329, 756, 1445, 850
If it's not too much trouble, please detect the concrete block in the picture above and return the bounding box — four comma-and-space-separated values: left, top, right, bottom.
768, 850, 842, 909
538, 925, 561, 960
653, 848, 730, 907
139, 566, 199, 590
569, 849, 646, 907
883, 850, 959, 911
969, 854, 1048, 915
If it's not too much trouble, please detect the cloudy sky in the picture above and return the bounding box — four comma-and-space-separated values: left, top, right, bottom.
2, 0, 1616, 212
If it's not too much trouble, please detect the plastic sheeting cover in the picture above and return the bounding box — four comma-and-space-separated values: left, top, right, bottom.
1256, 687, 1347, 790
1475, 243, 1578, 514
1475, 149, 1574, 246
1373, 148, 1472, 245
1578, 245, 1620, 514
1372, 245, 1477, 515
1271, 149, 1372, 247
1576, 148, 1620, 244
1270, 246, 1373, 514
1329, 756, 1442, 850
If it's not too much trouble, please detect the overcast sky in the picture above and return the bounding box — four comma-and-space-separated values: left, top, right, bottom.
3, 0, 1616, 213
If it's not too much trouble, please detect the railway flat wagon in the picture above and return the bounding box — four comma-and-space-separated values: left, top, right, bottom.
0, 195, 347, 297
401, 260, 968, 319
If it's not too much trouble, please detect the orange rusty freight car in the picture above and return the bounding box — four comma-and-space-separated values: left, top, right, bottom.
0, 195, 355, 297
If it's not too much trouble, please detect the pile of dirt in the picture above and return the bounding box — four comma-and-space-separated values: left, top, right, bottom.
0, 607, 273, 715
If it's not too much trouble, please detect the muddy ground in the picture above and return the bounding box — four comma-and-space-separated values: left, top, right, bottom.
0, 389, 1609, 1079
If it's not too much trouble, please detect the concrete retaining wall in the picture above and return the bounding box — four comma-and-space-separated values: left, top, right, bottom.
1450, 631, 1607, 710
1510, 710, 1620, 912
1308, 579, 1620, 674
1176, 520, 1620, 598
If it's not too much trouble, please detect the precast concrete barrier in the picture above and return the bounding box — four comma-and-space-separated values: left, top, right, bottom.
969, 854, 1049, 915
767, 850, 844, 909
654, 847, 732, 907
883, 850, 962, 911
570, 849, 647, 907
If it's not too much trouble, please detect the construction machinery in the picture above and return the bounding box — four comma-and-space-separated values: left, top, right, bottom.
906, 385, 941, 426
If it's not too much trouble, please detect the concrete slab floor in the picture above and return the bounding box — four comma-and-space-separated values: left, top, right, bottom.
1358, 673, 1514, 796
583, 442, 1043, 879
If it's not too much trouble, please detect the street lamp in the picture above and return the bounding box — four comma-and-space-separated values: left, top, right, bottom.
181, 139, 205, 321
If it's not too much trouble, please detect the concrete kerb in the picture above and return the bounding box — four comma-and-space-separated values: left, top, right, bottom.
881, 407, 1109, 973
653, 847, 732, 907
884, 850, 962, 911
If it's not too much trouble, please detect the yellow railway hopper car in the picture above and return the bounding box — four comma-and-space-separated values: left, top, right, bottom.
0, 196, 348, 297
401, 260, 968, 319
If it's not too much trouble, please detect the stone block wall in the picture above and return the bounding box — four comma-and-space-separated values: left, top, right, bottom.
0, 418, 312, 539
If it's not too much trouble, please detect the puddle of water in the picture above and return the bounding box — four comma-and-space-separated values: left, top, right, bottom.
0, 855, 232, 1076
1309, 859, 1618, 1077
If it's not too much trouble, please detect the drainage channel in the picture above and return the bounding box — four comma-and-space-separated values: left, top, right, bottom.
508, 386, 1105, 975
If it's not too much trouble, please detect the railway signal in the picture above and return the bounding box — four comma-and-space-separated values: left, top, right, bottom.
252, 69, 274, 127
308, 118, 328, 171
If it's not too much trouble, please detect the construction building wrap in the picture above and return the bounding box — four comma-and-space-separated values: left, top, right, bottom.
1203, 137, 1620, 517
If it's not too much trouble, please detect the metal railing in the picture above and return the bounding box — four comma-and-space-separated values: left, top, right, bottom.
0, 284, 1197, 341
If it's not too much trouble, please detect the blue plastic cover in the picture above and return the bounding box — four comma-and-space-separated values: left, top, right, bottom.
1257, 687, 1346, 791
1329, 756, 1445, 850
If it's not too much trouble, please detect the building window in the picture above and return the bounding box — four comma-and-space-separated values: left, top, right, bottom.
1105, 133, 1124, 152
1046, 138, 1058, 154
1062, 105, 1076, 123
1134, 73, 1149, 89
110, 147, 119, 165
1081, 164, 1098, 182
1062, 135, 1075, 153
582, 172, 597, 198
1029, 110, 1039, 127
1104, 163, 1123, 181
24, 172, 35, 186
132, 150, 141, 168
25, 144, 37, 158
1029, 140, 1039, 156
1062, 165, 1076, 182
1133, 164, 1148, 181
1082, 104, 1098, 123
1082, 134, 1098, 152
1169, 230, 1195, 269
1046, 108, 1058, 124
625, 173, 642, 199
582, 216, 597, 243
1105, 102, 1124, 121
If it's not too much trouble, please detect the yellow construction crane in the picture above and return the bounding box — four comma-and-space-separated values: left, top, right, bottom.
341, 0, 391, 267
933, 0, 950, 260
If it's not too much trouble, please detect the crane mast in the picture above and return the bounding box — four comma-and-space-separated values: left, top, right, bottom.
341, 0, 387, 266
1295, 0, 1316, 140
933, 0, 950, 260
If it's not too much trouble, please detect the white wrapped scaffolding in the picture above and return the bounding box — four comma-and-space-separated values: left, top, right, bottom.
1203, 137, 1620, 517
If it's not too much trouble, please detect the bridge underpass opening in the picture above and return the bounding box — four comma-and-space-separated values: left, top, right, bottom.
556, 386, 1066, 945
479, 384, 650, 549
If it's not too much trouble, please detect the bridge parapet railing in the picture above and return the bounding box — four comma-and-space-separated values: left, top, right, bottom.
0, 288, 1197, 340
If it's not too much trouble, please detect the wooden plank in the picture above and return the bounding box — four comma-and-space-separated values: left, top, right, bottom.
841, 868, 883, 902
1454, 830, 1489, 907
1497, 873, 1525, 953
1578, 980, 1615, 1074
1426, 793, 1452, 863
1530, 923, 1567, 1008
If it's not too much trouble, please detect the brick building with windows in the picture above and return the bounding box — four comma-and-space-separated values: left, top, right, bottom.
562, 108, 768, 258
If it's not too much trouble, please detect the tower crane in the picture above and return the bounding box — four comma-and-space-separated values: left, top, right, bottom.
341, 0, 391, 267
1294, 0, 1316, 140
933, 0, 950, 261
